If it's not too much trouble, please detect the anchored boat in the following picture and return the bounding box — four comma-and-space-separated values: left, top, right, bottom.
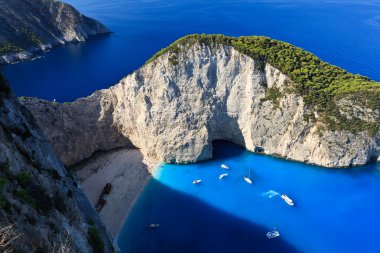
193, 179, 202, 184
243, 168, 253, 184
266, 229, 280, 239
219, 173, 228, 180
281, 194, 294, 206
221, 164, 229, 169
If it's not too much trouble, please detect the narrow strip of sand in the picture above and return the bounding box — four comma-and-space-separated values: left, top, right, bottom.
73, 148, 158, 238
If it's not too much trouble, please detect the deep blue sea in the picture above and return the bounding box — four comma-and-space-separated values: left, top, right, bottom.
1, 1, 379, 252
1, 0, 380, 102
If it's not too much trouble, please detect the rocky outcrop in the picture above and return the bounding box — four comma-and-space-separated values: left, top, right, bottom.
23, 42, 380, 168
0, 0, 110, 64
0, 77, 114, 252
21, 93, 134, 167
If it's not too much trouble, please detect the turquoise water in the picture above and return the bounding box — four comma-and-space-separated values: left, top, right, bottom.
2, 0, 380, 101
118, 141, 380, 252
1, 1, 379, 251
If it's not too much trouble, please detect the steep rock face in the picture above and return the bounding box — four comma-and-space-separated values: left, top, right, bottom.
22, 92, 133, 167
23, 43, 380, 168
0, 0, 110, 64
0, 79, 113, 252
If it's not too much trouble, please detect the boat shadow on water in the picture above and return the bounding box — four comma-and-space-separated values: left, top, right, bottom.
118, 178, 300, 253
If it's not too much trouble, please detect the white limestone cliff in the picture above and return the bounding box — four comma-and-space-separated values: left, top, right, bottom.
23, 43, 380, 168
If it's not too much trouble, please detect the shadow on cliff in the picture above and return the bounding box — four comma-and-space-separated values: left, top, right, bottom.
118, 178, 300, 253
212, 139, 246, 160
209, 112, 246, 160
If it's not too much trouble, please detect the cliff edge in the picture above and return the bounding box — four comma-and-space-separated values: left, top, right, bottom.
23, 35, 380, 168
0, 0, 110, 64
0, 75, 113, 252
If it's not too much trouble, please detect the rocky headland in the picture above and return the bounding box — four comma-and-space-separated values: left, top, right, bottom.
0, 0, 110, 64
1, 33, 379, 251
22, 34, 380, 169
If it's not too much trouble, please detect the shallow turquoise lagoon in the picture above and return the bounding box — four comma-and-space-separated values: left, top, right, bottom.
118, 141, 380, 253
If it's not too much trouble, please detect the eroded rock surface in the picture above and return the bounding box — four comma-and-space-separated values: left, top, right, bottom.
23, 43, 380, 168
0, 78, 114, 252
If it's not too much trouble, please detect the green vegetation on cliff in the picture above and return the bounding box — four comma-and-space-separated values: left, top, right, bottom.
0, 42, 23, 54
21, 28, 44, 46
147, 34, 380, 135
88, 226, 104, 253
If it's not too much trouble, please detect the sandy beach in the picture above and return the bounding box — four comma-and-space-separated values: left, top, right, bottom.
73, 148, 158, 238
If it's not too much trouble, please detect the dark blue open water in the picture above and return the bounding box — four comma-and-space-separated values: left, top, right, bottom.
1, 1, 379, 252
1, 0, 380, 102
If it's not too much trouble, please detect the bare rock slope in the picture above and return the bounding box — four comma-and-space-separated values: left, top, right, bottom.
0, 0, 109, 64
0, 76, 113, 252
23, 35, 380, 168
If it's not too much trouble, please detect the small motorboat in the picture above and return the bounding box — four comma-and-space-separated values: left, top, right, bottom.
266, 230, 280, 239
219, 173, 228, 180
281, 194, 294, 206
221, 164, 229, 169
243, 168, 253, 184
243, 176, 253, 184
149, 224, 160, 228
193, 179, 202, 184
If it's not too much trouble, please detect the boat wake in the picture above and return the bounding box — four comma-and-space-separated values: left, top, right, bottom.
262, 190, 280, 199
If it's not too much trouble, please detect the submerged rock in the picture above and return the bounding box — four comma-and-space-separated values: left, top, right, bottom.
23, 35, 380, 168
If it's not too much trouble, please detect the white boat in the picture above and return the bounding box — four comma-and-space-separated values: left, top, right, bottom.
266, 230, 280, 239
193, 179, 202, 184
149, 224, 160, 228
281, 194, 294, 206
219, 173, 228, 180
243, 176, 253, 184
221, 164, 229, 169
243, 168, 253, 184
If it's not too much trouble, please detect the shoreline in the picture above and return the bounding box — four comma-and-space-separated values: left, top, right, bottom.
0, 33, 111, 65
73, 148, 158, 239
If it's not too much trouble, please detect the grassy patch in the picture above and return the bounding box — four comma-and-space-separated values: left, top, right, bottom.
260, 86, 282, 108
0, 177, 6, 192
16, 172, 31, 188
146, 34, 380, 134
0, 160, 10, 172
88, 226, 104, 253
16, 189, 36, 209
0, 196, 11, 212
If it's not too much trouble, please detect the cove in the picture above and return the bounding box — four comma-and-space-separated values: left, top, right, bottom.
118, 141, 380, 253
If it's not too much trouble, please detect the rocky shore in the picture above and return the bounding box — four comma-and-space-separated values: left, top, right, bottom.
0, 0, 110, 64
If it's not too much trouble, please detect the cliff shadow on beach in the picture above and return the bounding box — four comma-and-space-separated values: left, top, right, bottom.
118, 178, 300, 253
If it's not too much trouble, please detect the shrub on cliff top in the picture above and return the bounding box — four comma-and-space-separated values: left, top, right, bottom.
146, 34, 380, 135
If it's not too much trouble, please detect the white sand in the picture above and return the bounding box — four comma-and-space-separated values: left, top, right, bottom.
74, 148, 158, 238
